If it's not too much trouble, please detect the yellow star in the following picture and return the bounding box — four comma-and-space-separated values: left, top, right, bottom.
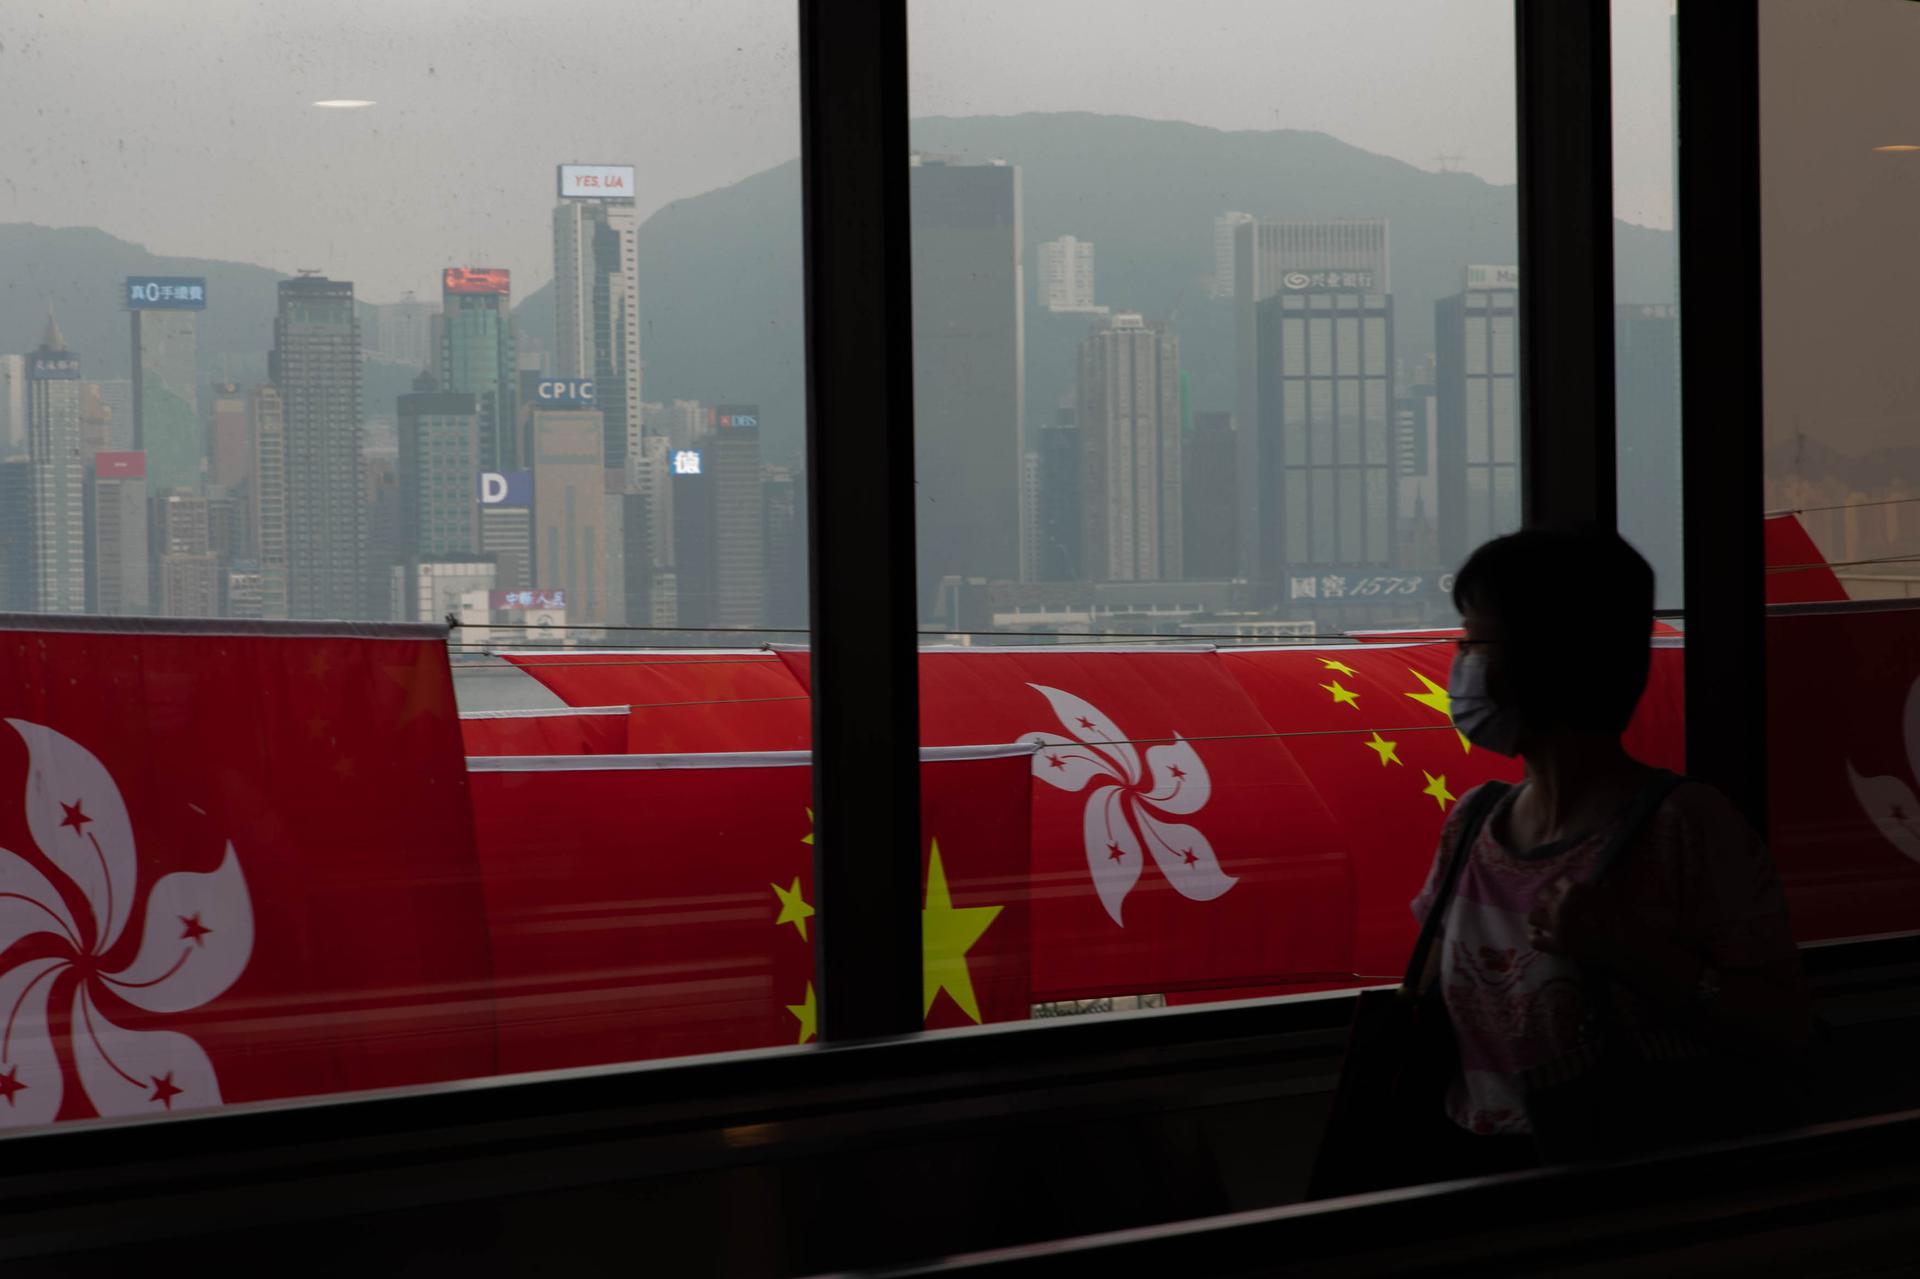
1406, 669, 1471, 753
771, 876, 815, 941
802, 807, 814, 846
1422, 770, 1457, 811
786, 982, 817, 1044
1320, 679, 1360, 710
922, 840, 1003, 1024
1319, 658, 1358, 677
1364, 731, 1402, 766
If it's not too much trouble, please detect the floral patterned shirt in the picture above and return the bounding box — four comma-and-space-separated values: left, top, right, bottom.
1410, 779, 1798, 1136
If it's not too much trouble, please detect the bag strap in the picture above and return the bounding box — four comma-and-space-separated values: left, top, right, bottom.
1585, 771, 1687, 887
1402, 780, 1512, 992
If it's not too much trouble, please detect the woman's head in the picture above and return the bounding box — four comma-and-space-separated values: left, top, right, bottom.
1451, 526, 1655, 744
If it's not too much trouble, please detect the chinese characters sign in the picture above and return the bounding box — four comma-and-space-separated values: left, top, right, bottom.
489, 590, 568, 611
126, 277, 208, 310
672, 450, 704, 476
1280, 271, 1376, 291
1286, 572, 1455, 602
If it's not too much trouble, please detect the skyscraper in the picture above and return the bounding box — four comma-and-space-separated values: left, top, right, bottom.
1032, 404, 1082, 582
1076, 313, 1183, 581
762, 464, 806, 631
1435, 265, 1520, 568
1253, 274, 1396, 601
248, 384, 290, 620
710, 404, 765, 628
208, 380, 250, 491
397, 374, 482, 558
370, 294, 436, 371
26, 315, 87, 613
673, 459, 716, 630
85, 451, 148, 615
1183, 410, 1238, 579
271, 275, 366, 619
127, 276, 206, 495
0, 460, 31, 611
553, 164, 641, 475
528, 404, 609, 624
155, 493, 220, 617
1037, 236, 1101, 312
439, 268, 518, 472
0, 354, 25, 455
1211, 212, 1254, 300
910, 155, 1024, 599
1233, 219, 1390, 588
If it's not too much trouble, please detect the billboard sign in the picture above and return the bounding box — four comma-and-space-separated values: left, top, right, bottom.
477, 470, 533, 507
671, 449, 704, 476
443, 267, 510, 295
28, 351, 80, 380
556, 164, 636, 200
126, 277, 208, 310
712, 404, 760, 429
1279, 270, 1376, 291
534, 378, 595, 408
1466, 264, 1520, 290
1285, 571, 1454, 603
93, 451, 146, 479
490, 589, 568, 611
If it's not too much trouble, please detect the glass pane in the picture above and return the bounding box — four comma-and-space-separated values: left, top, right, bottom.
0, 0, 816, 1130
1761, 0, 1920, 953
1613, 0, 1684, 610
907, 0, 1517, 1033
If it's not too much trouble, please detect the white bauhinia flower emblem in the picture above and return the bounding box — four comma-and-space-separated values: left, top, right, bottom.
0, 720, 253, 1125
1848, 675, 1920, 867
1023, 684, 1237, 926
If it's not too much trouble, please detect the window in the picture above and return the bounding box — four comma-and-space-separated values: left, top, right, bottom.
0, 0, 816, 1130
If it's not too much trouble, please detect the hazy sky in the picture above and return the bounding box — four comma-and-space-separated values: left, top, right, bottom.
0, 0, 1675, 304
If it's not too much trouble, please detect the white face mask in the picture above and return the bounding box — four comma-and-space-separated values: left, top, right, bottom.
1448, 649, 1524, 756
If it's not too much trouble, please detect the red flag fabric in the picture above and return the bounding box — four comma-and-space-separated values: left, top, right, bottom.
1768, 603, 1920, 940
1765, 513, 1847, 605
1217, 639, 1688, 981
497, 650, 810, 752
460, 705, 629, 756
0, 617, 494, 1127
774, 647, 1356, 1000
466, 746, 1030, 1072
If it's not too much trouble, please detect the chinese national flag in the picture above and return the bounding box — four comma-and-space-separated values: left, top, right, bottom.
1768, 606, 1920, 940
1764, 513, 1846, 605
496, 650, 810, 752
1221, 640, 1686, 980
0, 618, 495, 1127
466, 746, 1030, 1072
460, 706, 629, 756
776, 648, 1355, 1000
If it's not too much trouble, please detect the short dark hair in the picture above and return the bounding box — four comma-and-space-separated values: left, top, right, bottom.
1451, 526, 1655, 735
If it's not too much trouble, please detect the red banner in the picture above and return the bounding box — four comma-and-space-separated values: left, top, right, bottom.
0, 619, 494, 1126
1765, 513, 1846, 605
460, 706, 629, 756
499, 650, 810, 752
1769, 604, 1920, 940
790, 648, 1356, 1000
467, 746, 1030, 1072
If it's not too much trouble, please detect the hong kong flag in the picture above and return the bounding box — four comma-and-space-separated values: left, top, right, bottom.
0, 617, 495, 1127
1769, 604, 1920, 940
777, 647, 1355, 1000
467, 745, 1030, 1072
